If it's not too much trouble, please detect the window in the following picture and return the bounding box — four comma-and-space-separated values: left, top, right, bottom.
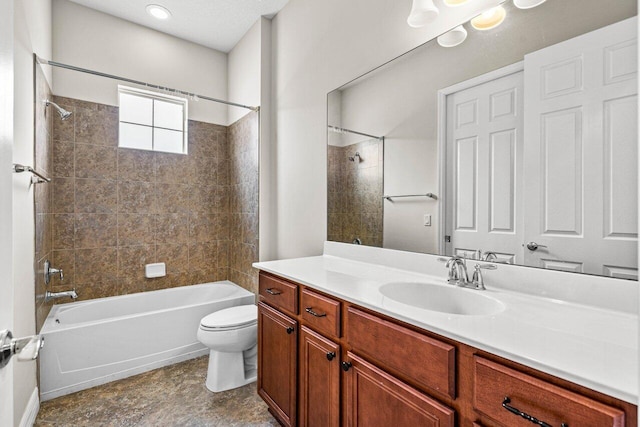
118, 85, 188, 154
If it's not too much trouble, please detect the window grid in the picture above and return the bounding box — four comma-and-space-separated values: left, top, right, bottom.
118, 85, 188, 154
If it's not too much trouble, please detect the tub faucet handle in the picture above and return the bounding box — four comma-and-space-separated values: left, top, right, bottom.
44, 260, 63, 285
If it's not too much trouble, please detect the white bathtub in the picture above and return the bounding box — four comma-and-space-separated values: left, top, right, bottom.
39, 281, 255, 401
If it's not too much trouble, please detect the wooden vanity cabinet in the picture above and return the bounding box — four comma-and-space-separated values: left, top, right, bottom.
258, 302, 298, 427
256, 272, 637, 427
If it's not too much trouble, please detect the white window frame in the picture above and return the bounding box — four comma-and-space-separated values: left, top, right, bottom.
118, 85, 189, 154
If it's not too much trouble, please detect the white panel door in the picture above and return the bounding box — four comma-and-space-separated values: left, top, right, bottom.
523, 17, 638, 278
445, 70, 524, 263
0, 0, 15, 424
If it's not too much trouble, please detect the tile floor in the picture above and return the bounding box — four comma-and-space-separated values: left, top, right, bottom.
35, 356, 279, 427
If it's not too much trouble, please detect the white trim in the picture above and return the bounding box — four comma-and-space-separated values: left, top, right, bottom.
435, 61, 524, 255
18, 387, 39, 427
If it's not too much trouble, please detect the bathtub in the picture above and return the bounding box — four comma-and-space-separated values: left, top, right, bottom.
39, 281, 255, 401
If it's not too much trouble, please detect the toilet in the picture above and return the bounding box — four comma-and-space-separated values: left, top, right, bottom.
197, 304, 258, 392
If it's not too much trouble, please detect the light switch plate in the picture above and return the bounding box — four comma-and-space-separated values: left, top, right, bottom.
423, 214, 432, 226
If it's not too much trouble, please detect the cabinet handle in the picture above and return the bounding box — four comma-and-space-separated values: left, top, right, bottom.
502, 397, 567, 427
265, 288, 282, 296
305, 307, 327, 317
341, 361, 352, 372
326, 352, 336, 361
286, 327, 295, 335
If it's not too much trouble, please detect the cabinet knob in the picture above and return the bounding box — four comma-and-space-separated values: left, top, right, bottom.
341, 361, 352, 372
286, 327, 294, 335
326, 352, 336, 361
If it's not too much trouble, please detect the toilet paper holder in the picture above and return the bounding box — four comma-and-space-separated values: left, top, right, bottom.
0, 330, 45, 369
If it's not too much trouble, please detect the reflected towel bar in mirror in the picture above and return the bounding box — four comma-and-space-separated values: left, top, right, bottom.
383, 193, 437, 201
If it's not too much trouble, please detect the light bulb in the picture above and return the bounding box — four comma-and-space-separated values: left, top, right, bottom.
513, 0, 547, 9
443, 0, 471, 6
437, 25, 468, 48
407, 0, 439, 28
470, 5, 506, 31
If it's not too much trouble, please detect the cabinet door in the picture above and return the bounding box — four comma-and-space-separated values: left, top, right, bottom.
299, 326, 340, 427
258, 302, 297, 427
344, 352, 455, 427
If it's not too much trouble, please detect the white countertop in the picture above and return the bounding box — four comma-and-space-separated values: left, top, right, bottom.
254, 244, 638, 404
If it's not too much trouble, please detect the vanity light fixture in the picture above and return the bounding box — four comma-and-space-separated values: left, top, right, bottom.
513, 0, 547, 9
146, 4, 172, 20
442, 0, 471, 6
437, 25, 468, 47
470, 5, 506, 31
407, 0, 439, 28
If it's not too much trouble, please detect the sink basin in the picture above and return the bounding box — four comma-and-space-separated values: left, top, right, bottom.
379, 282, 505, 316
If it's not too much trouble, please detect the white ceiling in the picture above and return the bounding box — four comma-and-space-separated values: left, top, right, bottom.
67, 0, 290, 53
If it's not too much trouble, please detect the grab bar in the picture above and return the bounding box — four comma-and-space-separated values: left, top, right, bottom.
383, 193, 437, 201
13, 164, 51, 183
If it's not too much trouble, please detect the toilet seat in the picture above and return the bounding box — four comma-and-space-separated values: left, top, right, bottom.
200, 305, 257, 331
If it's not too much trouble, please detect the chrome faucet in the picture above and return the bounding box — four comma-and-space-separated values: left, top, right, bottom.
443, 256, 496, 290
469, 264, 497, 290
483, 251, 498, 262
44, 289, 78, 303
445, 256, 469, 286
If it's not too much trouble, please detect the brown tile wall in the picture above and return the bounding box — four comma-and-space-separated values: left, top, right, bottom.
327, 140, 383, 247
49, 95, 233, 301
35, 65, 55, 332
228, 111, 260, 295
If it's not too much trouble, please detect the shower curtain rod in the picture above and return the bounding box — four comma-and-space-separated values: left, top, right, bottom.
35, 55, 259, 112
327, 125, 384, 141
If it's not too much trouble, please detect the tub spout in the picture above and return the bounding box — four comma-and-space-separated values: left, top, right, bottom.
44, 289, 78, 303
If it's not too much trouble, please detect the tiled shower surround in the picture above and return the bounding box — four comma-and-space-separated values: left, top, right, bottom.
327, 139, 383, 247
35, 93, 259, 331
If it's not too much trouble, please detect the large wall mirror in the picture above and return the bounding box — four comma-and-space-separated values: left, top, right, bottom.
327, 0, 638, 279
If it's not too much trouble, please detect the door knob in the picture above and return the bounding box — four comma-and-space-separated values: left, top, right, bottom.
526, 242, 548, 251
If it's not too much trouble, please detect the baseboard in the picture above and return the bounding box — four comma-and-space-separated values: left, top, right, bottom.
19, 387, 39, 427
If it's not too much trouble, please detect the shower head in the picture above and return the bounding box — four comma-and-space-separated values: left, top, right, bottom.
348, 152, 361, 162
45, 100, 72, 121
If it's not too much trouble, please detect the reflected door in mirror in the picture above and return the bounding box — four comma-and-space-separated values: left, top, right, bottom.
445, 69, 524, 264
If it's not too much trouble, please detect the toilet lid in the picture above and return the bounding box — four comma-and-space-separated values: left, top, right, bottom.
200, 305, 257, 329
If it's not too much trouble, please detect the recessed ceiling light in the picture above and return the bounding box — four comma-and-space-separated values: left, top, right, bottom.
470, 5, 506, 31
146, 4, 172, 20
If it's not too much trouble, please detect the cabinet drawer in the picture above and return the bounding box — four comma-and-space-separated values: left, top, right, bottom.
346, 307, 455, 399
259, 273, 298, 314
473, 356, 625, 427
301, 288, 341, 338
